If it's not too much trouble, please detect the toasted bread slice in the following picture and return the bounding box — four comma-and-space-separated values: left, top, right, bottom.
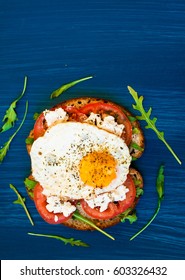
26, 97, 144, 230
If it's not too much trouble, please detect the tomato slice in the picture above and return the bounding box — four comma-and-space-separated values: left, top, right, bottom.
33, 106, 83, 140
61, 105, 86, 122
33, 183, 73, 224
81, 175, 136, 220
80, 102, 132, 145
33, 113, 46, 140
114, 175, 136, 214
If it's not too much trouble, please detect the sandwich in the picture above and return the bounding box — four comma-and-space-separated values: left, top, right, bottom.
26, 97, 144, 230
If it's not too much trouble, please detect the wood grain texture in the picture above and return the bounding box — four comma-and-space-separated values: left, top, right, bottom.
0, 0, 185, 260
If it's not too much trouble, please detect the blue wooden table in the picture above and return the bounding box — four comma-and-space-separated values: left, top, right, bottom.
0, 0, 185, 260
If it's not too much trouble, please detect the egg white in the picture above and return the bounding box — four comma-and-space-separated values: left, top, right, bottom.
30, 122, 131, 204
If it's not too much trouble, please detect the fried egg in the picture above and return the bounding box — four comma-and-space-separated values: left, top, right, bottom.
30, 121, 131, 216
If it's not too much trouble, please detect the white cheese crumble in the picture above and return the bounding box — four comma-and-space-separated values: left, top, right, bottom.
85, 112, 124, 136
46, 196, 76, 217
44, 108, 69, 126
85, 184, 129, 212
54, 215, 59, 222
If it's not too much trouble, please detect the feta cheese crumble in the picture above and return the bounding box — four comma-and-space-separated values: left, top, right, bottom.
46, 196, 76, 217
85, 184, 129, 212
85, 112, 124, 136
44, 108, 69, 126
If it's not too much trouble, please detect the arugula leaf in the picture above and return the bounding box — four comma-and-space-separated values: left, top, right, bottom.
124, 212, 137, 224
0, 76, 28, 133
10, 184, 34, 226
24, 177, 37, 190
0, 139, 11, 162
136, 186, 144, 197
130, 142, 144, 152
33, 112, 41, 120
130, 165, 165, 240
24, 177, 37, 199
132, 127, 140, 134
0, 101, 28, 163
127, 115, 137, 122
156, 164, 165, 200
25, 137, 34, 145
73, 210, 115, 241
28, 232, 89, 247
50, 76, 93, 99
127, 86, 181, 165
120, 208, 138, 224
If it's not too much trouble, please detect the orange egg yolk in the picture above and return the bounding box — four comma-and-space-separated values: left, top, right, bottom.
79, 151, 117, 188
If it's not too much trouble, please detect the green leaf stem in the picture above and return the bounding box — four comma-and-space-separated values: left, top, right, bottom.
0, 101, 28, 163
73, 210, 115, 241
50, 76, 93, 99
10, 184, 34, 226
127, 86, 181, 165
130, 165, 165, 240
0, 76, 28, 133
28, 232, 89, 247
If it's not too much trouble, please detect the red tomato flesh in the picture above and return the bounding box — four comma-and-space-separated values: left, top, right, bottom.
33, 113, 46, 140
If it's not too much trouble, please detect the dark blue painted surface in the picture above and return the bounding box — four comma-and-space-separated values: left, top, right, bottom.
0, 0, 185, 260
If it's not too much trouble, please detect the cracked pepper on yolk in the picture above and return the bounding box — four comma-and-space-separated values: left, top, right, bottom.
79, 151, 117, 188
